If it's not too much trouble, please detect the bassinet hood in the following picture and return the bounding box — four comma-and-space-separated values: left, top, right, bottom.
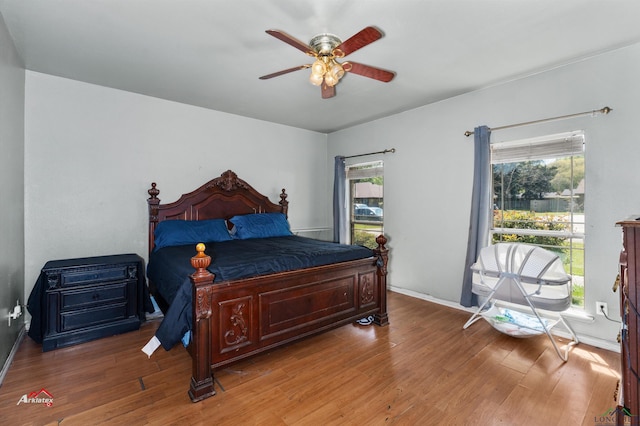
472, 243, 570, 285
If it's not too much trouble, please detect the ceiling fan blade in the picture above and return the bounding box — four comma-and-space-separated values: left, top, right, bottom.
345, 62, 395, 82
259, 64, 311, 80
266, 30, 315, 56
334, 26, 383, 57
321, 83, 335, 99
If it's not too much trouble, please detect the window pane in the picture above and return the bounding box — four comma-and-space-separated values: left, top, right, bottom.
491, 151, 585, 307
347, 162, 383, 249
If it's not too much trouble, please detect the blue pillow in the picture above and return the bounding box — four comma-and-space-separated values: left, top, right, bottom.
154, 219, 232, 250
229, 213, 292, 240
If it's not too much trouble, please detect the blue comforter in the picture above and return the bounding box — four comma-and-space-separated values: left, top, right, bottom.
147, 236, 373, 349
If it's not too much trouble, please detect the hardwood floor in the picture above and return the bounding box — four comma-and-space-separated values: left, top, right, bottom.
0, 292, 620, 425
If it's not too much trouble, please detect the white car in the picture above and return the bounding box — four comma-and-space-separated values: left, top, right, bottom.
354, 206, 383, 222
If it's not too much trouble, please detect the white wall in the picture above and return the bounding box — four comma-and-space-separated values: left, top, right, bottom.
24, 72, 328, 300
328, 43, 640, 345
0, 12, 25, 370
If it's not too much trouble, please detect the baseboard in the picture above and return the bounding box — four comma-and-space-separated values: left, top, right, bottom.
389, 285, 477, 313
388, 286, 621, 353
0, 325, 26, 387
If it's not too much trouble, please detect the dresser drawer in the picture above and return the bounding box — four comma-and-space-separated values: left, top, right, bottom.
60, 303, 129, 332
61, 281, 130, 310
59, 265, 133, 288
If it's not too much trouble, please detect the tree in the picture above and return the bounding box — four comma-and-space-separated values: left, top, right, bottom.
360, 176, 383, 186
550, 156, 584, 192
517, 161, 557, 199
493, 163, 519, 202
493, 161, 557, 206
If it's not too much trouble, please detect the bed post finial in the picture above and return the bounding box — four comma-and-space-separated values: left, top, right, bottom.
148, 182, 160, 218
374, 235, 388, 273
148, 182, 159, 199
191, 243, 212, 279
279, 189, 289, 217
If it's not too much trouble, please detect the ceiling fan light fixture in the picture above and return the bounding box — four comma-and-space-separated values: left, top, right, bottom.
324, 72, 338, 87
311, 59, 326, 75
330, 61, 345, 80
309, 72, 324, 86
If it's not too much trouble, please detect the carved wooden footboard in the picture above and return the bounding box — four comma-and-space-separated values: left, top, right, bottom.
187, 237, 388, 402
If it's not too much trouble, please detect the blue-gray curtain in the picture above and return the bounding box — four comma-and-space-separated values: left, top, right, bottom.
333, 156, 347, 243
460, 126, 492, 307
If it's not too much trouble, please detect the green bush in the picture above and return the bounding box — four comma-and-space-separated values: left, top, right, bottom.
492, 210, 567, 248
354, 230, 379, 249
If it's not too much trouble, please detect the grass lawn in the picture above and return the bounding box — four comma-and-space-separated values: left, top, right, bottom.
352, 223, 384, 249
560, 240, 584, 307
561, 240, 584, 276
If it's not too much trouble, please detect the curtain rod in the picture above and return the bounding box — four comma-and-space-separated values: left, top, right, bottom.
464, 106, 612, 137
344, 148, 396, 159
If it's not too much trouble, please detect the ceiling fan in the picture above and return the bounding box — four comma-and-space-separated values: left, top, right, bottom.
259, 26, 395, 99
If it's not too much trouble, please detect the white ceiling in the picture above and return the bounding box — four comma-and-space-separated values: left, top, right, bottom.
1, 0, 640, 133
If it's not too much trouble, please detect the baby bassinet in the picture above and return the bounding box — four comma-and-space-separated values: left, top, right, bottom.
462, 243, 579, 361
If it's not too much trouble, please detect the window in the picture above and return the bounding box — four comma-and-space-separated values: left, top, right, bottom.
347, 161, 383, 249
491, 131, 585, 307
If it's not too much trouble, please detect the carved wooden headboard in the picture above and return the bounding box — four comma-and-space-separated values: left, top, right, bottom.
147, 170, 289, 253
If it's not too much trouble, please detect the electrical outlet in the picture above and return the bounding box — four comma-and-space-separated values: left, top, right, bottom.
7, 299, 22, 326
596, 301, 608, 317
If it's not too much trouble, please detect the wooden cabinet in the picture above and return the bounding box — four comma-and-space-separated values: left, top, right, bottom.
27, 254, 147, 352
616, 220, 640, 424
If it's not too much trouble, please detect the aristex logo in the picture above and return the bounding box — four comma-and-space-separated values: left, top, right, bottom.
16, 388, 54, 407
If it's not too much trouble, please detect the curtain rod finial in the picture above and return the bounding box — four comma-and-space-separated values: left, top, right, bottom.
601, 106, 612, 115
464, 130, 473, 137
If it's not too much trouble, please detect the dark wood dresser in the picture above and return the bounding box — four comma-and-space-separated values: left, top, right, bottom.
616, 220, 640, 424
27, 254, 149, 352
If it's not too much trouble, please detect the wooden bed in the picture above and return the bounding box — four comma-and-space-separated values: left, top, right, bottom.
147, 170, 389, 402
